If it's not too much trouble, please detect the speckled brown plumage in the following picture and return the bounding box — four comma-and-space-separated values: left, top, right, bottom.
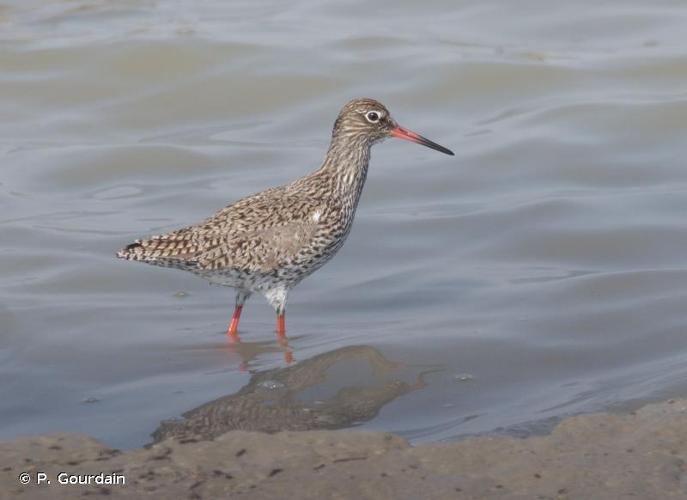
117, 98, 453, 339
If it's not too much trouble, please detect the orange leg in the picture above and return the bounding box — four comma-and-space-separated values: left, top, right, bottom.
276, 313, 291, 364
226, 305, 243, 339
276, 313, 286, 339
227, 291, 250, 339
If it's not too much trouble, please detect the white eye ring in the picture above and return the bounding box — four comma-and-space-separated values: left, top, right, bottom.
365, 110, 382, 123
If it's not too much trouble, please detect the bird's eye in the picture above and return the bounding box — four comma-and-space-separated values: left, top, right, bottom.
365, 111, 380, 123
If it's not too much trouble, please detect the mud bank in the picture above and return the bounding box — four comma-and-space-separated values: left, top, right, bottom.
3, 398, 687, 499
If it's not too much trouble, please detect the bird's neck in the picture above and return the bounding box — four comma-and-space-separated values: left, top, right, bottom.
315, 135, 371, 203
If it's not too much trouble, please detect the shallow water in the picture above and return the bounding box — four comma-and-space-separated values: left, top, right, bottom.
2, 0, 687, 448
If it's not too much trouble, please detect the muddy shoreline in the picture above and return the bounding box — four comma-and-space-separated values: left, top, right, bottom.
3, 398, 687, 499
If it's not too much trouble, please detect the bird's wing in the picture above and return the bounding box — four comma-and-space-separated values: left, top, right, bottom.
195, 218, 321, 272
119, 187, 326, 273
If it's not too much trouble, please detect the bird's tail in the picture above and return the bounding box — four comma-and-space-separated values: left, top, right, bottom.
116, 240, 148, 261
116, 229, 201, 269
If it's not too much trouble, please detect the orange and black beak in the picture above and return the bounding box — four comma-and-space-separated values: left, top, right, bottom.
390, 126, 454, 156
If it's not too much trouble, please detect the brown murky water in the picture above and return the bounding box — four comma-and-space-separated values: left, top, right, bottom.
2, 0, 687, 448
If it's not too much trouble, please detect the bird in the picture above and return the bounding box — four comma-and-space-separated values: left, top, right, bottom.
117, 98, 454, 341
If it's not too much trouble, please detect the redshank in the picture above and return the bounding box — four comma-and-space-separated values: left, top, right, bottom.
117, 98, 453, 341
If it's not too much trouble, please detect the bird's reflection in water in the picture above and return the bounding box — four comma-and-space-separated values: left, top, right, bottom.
151, 345, 432, 444
221, 335, 295, 369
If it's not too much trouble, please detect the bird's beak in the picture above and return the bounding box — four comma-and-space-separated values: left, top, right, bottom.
390, 126, 454, 156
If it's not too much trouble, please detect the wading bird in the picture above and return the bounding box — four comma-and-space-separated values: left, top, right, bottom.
117, 98, 453, 341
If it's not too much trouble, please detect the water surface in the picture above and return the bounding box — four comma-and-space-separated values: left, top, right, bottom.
2, 0, 687, 448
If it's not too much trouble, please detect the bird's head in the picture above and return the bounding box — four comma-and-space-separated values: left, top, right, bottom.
332, 98, 454, 156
